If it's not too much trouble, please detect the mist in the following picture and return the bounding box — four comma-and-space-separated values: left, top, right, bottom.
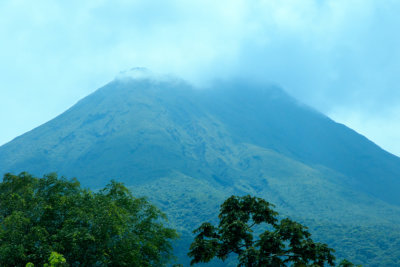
1, 0, 399, 155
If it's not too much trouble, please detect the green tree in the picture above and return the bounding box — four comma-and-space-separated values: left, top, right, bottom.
46, 252, 67, 266
27, 251, 67, 267
0, 172, 178, 266
188, 195, 338, 266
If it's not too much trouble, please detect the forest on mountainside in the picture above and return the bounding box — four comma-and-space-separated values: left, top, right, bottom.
2, 172, 400, 266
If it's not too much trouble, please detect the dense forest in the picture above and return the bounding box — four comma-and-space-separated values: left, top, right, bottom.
0, 172, 373, 266
0, 172, 177, 266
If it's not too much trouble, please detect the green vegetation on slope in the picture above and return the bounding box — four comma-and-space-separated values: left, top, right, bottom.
1, 172, 368, 267
132, 167, 400, 266
306, 222, 400, 266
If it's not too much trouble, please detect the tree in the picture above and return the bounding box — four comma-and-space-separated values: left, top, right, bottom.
0, 172, 178, 266
188, 195, 338, 266
44, 252, 67, 267
26, 251, 67, 267
338, 259, 361, 267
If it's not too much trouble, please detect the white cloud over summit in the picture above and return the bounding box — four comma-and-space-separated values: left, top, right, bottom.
1, 0, 399, 154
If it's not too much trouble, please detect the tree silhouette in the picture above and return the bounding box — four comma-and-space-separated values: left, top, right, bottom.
188, 195, 336, 266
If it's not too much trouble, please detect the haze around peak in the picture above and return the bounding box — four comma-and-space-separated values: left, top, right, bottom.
0, 0, 400, 155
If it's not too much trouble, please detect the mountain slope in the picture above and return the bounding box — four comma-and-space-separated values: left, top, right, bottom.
1, 72, 400, 265
203, 79, 400, 205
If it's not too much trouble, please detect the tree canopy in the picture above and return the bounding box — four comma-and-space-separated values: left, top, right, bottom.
188, 195, 340, 266
0, 172, 178, 266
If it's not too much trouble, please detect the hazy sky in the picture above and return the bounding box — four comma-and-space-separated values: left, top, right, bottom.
1, 0, 400, 155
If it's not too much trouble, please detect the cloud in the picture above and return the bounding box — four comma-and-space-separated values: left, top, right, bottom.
0, 0, 399, 154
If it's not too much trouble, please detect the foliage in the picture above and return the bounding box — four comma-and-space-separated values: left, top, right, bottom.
27, 251, 67, 267
44, 252, 67, 267
188, 195, 337, 266
337, 259, 362, 267
0, 172, 178, 266
306, 222, 400, 266
134, 173, 400, 266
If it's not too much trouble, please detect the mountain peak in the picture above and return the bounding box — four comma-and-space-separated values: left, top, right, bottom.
115, 67, 180, 85
116, 67, 153, 80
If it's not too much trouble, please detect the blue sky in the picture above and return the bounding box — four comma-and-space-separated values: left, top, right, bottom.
1, 0, 400, 155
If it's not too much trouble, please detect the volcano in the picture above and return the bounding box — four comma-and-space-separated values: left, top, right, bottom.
1, 69, 400, 265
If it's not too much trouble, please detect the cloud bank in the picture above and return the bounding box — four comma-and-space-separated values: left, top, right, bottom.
1, 0, 399, 154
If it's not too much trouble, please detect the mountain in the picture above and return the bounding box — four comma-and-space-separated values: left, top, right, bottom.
1, 69, 400, 266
